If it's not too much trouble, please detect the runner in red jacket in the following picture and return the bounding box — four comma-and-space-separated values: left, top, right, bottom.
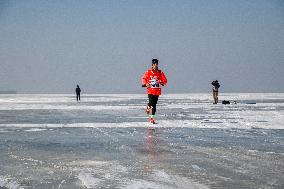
141, 59, 167, 124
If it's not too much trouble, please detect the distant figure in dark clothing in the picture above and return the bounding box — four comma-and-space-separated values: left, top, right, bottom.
76, 85, 81, 101
211, 80, 220, 104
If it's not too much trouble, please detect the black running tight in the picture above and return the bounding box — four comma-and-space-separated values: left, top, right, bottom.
148, 94, 159, 115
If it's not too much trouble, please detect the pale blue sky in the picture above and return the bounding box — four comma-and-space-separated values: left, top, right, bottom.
0, 0, 283, 93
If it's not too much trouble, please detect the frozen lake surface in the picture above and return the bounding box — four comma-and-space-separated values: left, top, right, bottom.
0, 93, 283, 189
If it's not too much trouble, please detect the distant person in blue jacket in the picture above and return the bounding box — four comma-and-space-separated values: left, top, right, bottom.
211, 80, 220, 104
76, 85, 81, 101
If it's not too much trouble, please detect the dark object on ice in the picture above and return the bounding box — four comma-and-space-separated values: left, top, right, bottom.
246, 102, 256, 104
76, 85, 81, 101
222, 100, 230, 104
242, 100, 257, 104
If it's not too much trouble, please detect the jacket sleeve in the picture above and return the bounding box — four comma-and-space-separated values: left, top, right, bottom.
141, 71, 149, 86
160, 71, 167, 86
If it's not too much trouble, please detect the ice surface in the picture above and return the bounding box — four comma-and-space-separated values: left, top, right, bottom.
0, 93, 283, 129
0, 93, 283, 188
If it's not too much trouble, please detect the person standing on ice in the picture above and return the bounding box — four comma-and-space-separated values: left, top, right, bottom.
141, 59, 167, 124
75, 85, 81, 101
211, 80, 220, 104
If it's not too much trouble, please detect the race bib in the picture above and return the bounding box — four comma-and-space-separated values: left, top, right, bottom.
149, 78, 160, 88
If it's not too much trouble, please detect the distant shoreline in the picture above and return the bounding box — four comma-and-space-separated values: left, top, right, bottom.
0, 92, 283, 95
0, 90, 17, 94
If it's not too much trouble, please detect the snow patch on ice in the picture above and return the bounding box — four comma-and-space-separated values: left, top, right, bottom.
74, 161, 129, 187
124, 172, 210, 189
150, 170, 209, 189
153, 170, 171, 181
123, 180, 168, 189
78, 171, 102, 188
0, 177, 8, 187
9, 153, 44, 165
191, 165, 203, 171
0, 176, 24, 189
0, 129, 9, 133
24, 128, 47, 132
67, 160, 109, 167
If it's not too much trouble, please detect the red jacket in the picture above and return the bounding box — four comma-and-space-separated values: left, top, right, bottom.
141, 69, 167, 95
